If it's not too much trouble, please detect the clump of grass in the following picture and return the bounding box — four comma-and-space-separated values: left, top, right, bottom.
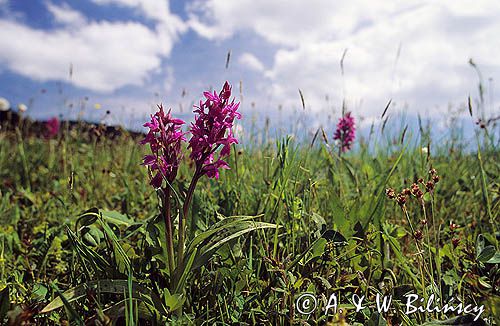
0, 88, 497, 324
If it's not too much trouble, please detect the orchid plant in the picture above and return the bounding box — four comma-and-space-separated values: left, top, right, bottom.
140, 81, 275, 314
333, 111, 355, 154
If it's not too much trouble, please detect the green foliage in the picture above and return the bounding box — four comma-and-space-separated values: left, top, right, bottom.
0, 123, 497, 325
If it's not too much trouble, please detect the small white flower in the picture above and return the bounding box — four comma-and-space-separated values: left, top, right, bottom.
18, 103, 27, 113
421, 147, 428, 154
0, 97, 10, 111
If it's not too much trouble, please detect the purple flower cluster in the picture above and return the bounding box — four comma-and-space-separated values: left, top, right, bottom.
141, 104, 185, 188
188, 81, 241, 179
333, 112, 356, 152
141, 82, 241, 188
45, 117, 60, 139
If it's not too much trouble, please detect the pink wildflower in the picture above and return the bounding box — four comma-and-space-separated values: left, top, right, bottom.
333, 112, 355, 152
45, 117, 60, 139
141, 104, 185, 188
188, 81, 241, 179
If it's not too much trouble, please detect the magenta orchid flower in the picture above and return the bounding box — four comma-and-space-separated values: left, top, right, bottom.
45, 117, 60, 139
139, 82, 242, 278
333, 112, 356, 152
141, 104, 185, 188
188, 81, 241, 179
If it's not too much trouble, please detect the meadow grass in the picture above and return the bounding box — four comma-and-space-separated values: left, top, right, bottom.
0, 115, 498, 325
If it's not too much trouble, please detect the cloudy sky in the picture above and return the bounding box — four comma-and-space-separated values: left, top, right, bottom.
0, 0, 498, 135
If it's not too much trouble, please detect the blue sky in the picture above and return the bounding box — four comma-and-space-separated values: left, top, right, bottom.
0, 0, 499, 139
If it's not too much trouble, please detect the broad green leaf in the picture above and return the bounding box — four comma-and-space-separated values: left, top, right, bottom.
477, 245, 495, 262
101, 210, 134, 226
41, 280, 167, 316
486, 252, 500, 264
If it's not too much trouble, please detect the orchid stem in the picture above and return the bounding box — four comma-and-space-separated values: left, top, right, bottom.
163, 188, 175, 280
177, 169, 201, 268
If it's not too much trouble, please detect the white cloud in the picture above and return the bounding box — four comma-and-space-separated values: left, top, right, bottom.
187, 0, 423, 46
0, 1, 185, 93
188, 0, 500, 121
238, 53, 265, 72
163, 66, 174, 93
91, 0, 187, 53
46, 1, 87, 26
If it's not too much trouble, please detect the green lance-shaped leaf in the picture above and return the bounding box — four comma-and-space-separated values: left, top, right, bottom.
419, 314, 486, 325
66, 227, 110, 275
100, 210, 135, 227
98, 214, 131, 274
173, 215, 277, 294
41, 279, 167, 316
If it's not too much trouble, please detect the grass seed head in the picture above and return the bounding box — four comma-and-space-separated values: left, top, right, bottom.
425, 180, 435, 192
386, 188, 396, 199
414, 229, 423, 241
396, 193, 407, 206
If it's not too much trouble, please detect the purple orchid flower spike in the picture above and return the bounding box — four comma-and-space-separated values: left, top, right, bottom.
333, 111, 356, 153
45, 117, 60, 139
140, 104, 186, 277
176, 81, 241, 268
188, 81, 241, 179
141, 104, 186, 187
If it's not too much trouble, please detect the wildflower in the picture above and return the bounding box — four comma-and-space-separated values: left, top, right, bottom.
0, 97, 9, 111
333, 112, 356, 152
141, 104, 185, 188
429, 168, 437, 176
417, 178, 424, 184
45, 117, 60, 138
188, 81, 241, 179
452, 238, 460, 248
402, 188, 411, 196
432, 175, 440, 183
421, 147, 428, 154
420, 219, 428, 226
17, 103, 27, 113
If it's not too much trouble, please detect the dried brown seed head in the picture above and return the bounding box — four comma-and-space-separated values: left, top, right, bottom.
416, 189, 424, 199
425, 180, 434, 192
386, 188, 396, 199
410, 183, 420, 196
396, 193, 407, 206
414, 229, 423, 241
